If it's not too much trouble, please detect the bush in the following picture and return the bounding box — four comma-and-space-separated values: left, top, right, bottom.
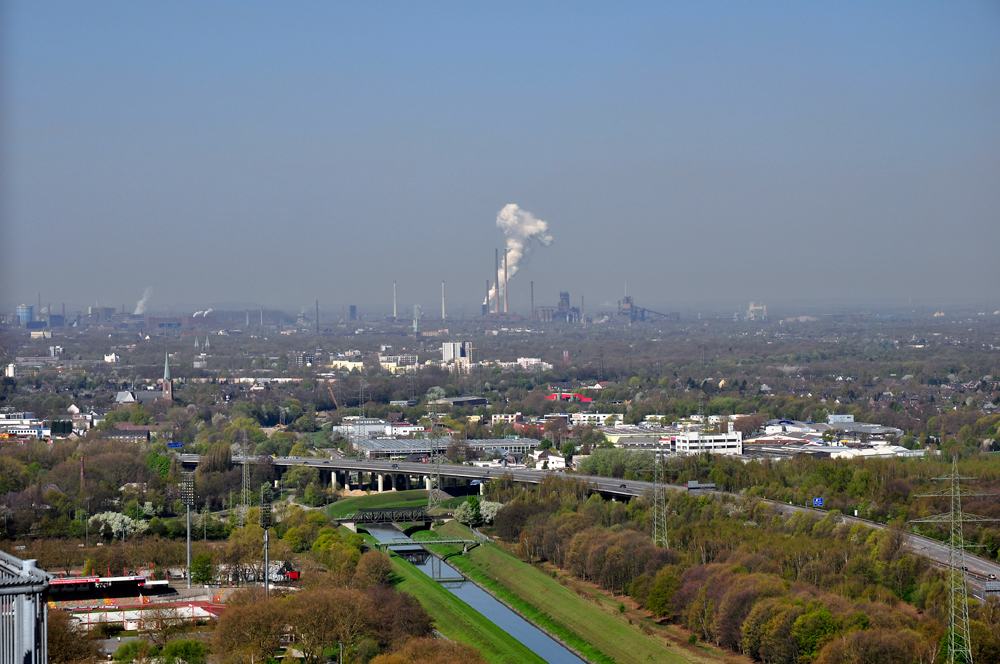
113, 640, 156, 662
163, 638, 209, 664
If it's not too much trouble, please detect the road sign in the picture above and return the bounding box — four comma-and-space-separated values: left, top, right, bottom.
813, 497, 824, 507
168, 442, 183, 448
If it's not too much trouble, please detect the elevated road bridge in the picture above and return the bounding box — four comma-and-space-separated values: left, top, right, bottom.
178, 454, 665, 497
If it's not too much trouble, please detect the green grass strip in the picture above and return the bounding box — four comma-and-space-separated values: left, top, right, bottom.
426, 522, 695, 664
390, 552, 546, 664
327, 489, 428, 518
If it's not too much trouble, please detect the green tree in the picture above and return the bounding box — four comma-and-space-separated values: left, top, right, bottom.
645, 567, 681, 617
190, 552, 215, 584
794, 606, 838, 658
303, 482, 327, 507
283, 465, 320, 494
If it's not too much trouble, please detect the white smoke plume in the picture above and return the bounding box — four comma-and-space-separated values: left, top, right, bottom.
133, 287, 153, 316
487, 204, 553, 307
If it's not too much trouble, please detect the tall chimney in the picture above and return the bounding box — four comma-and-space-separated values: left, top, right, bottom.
315, 300, 319, 335
260, 306, 263, 327
441, 281, 446, 321
503, 249, 508, 314
494, 249, 500, 314
245, 309, 249, 327
393, 281, 397, 319
581, 295, 585, 325
62, 303, 66, 326
530, 281, 534, 321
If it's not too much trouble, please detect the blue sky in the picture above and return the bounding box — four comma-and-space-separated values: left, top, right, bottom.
2, 2, 998, 315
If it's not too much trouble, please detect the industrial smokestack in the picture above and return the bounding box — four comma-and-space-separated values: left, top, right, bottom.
316, 300, 319, 335
530, 281, 534, 321
260, 307, 263, 327
494, 204, 554, 304
441, 281, 446, 321
581, 295, 585, 326
503, 249, 508, 314
393, 281, 397, 319
494, 249, 499, 314
245, 309, 249, 327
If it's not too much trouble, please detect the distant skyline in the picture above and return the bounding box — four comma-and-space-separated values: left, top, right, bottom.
2, 2, 998, 313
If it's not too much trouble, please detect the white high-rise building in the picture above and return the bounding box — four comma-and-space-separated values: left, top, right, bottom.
442, 341, 471, 362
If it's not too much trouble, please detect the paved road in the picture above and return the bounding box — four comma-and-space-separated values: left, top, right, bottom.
196, 454, 1000, 594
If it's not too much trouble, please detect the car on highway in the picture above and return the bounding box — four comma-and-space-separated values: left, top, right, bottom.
619, 483, 627, 489
391, 463, 399, 469
990, 573, 997, 580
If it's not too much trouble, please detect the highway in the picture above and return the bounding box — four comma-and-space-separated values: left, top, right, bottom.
186, 453, 1000, 595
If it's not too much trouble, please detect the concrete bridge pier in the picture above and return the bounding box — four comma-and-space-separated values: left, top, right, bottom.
424, 476, 432, 491
480, 482, 486, 495
377, 474, 384, 493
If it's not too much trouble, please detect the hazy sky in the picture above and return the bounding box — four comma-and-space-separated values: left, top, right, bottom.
2, 2, 998, 316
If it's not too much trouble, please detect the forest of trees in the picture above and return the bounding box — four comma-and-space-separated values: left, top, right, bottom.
483, 476, 1000, 663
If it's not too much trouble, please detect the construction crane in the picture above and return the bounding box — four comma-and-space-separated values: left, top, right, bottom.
327, 385, 340, 410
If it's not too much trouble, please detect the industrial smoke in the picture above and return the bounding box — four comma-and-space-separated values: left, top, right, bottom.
133, 287, 153, 316
488, 204, 553, 307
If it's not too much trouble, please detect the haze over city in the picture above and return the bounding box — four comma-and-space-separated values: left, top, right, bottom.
2, 1, 998, 314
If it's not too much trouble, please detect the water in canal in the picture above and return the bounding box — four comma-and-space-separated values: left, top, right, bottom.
366, 525, 586, 664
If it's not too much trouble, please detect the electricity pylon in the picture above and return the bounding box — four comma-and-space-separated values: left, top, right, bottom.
652, 449, 668, 548
910, 456, 1000, 664
238, 430, 253, 528
428, 436, 443, 511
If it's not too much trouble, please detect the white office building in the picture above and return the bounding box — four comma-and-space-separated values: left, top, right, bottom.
663, 430, 743, 456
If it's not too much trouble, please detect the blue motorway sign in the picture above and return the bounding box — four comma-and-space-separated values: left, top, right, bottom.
813, 497, 824, 508
168, 442, 183, 448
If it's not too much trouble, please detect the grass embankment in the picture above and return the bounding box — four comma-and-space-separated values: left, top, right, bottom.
328, 489, 428, 519
389, 552, 546, 664
419, 522, 714, 664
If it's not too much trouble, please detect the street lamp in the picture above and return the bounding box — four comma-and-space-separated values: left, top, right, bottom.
181, 472, 195, 589
260, 484, 273, 598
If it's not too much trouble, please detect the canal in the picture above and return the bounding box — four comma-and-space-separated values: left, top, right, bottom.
366, 525, 586, 664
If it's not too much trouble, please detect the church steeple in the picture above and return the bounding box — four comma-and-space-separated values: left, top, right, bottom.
162, 352, 173, 402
